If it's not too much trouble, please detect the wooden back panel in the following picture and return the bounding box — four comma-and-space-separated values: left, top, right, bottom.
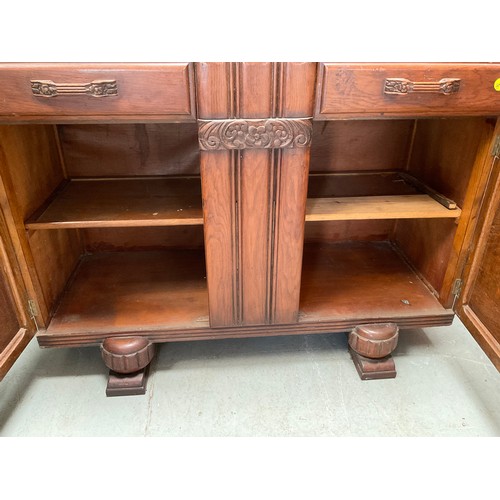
83, 226, 205, 252
58, 123, 200, 177
305, 220, 394, 243
310, 120, 414, 172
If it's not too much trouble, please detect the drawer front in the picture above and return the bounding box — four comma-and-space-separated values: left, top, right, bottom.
316, 63, 500, 118
0, 63, 195, 121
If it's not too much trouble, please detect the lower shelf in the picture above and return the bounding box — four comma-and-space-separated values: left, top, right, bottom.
37, 242, 454, 347
45, 250, 209, 336
299, 241, 452, 324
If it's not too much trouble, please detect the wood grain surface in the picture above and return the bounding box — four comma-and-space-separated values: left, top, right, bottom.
58, 123, 200, 177
46, 250, 209, 336
26, 177, 203, 229
316, 63, 500, 118
0, 63, 196, 121
299, 241, 451, 323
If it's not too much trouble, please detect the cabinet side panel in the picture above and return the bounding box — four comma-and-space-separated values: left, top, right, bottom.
0, 125, 63, 217
408, 118, 488, 206
273, 148, 310, 324
28, 229, 82, 316
393, 218, 458, 295
0, 124, 78, 323
200, 150, 237, 326
396, 117, 496, 303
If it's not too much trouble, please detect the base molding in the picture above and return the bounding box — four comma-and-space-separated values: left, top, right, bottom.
349, 347, 397, 380
106, 366, 150, 397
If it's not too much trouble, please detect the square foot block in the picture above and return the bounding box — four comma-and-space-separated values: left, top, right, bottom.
106, 365, 149, 397
349, 347, 396, 380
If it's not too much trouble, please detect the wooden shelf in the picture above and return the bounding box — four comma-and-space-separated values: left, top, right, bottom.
306, 194, 460, 221
26, 177, 203, 229
306, 172, 461, 221
299, 241, 453, 324
45, 250, 209, 336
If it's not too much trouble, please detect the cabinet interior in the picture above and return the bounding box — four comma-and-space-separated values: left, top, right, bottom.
0, 116, 495, 338
301, 116, 496, 321
0, 123, 207, 334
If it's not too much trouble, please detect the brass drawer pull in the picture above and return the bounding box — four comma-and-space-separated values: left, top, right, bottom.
31, 79, 118, 98
384, 77, 460, 95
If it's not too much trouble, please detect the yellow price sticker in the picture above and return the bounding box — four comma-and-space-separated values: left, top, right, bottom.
495, 78, 500, 91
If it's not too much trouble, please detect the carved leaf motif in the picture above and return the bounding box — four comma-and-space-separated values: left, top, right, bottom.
198, 118, 312, 150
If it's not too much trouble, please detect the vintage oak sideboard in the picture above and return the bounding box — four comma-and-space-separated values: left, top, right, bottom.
0, 63, 499, 396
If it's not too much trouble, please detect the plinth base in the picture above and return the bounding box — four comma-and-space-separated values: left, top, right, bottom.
106, 365, 150, 397
349, 347, 397, 380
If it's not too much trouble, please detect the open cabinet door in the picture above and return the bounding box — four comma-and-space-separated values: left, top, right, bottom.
456, 139, 500, 370
0, 206, 34, 380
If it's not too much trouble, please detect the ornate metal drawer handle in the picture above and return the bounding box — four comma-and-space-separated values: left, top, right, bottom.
384, 77, 460, 95
31, 79, 118, 98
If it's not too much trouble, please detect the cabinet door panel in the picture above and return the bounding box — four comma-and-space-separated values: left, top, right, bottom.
0, 222, 33, 380
457, 154, 500, 370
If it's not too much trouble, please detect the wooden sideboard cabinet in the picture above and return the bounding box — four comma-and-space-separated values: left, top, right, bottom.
0, 62, 499, 395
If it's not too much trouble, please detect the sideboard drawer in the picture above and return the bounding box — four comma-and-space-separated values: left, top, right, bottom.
0, 63, 195, 121
316, 63, 500, 118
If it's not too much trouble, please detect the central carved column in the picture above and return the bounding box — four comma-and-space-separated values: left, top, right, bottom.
196, 63, 316, 327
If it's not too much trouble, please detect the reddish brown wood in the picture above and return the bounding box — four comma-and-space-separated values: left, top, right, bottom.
0, 63, 196, 121
101, 337, 156, 373
0, 192, 33, 379
348, 323, 399, 359
316, 63, 500, 118
305, 220, 395, 244
306, 172, 461, 222
199, 150, 237, 326
310, 120, 414, 172
394, 117, 496, 302
393, 218, 458, 296
0, 62, 499, 389
457, 153, 500, 370
46, 250, 209, 337
106, 366, 149, 397
407, 118, 490, 207
58, 123, 199, 177
299, 241, 452, 324
0, 124, 79, 325
37, 314, 454, 348
196, 62, 315, 327
26, 177, 203, 229
82, 226, 205, 253
349, 349, 397, 380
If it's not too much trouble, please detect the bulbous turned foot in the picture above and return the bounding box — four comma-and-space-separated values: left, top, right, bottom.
348, 323, 399, 380
101, 336, 156, 374
100, 337, 156, 397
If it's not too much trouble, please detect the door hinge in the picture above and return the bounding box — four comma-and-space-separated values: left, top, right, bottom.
28, 299, 38, 318
28, 299, 40, 331
451, 279, 463, 308
492, 135, 500, 159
